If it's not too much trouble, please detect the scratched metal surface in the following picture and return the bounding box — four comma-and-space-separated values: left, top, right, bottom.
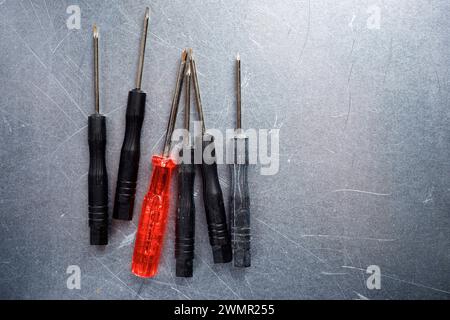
1, 0, 449, 300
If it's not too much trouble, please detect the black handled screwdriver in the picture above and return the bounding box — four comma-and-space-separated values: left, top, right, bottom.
88, 25, 108, 245
230, 54, 251, 267
113, 8, 150, 221
175, 55, 196, 277
190, 50, 232, 263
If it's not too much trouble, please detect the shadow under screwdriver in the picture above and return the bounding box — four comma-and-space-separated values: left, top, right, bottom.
88, 25, 108, 245
114, 8, 150, 221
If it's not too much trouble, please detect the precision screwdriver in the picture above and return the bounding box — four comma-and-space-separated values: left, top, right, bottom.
230, 54, 251, 267
113, 8, 150, 221
132, 50, 188, 278
88, 25, 108, 246
175, 57, 196, 277
190, 50, 232, 263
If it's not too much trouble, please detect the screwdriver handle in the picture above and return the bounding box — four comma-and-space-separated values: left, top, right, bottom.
113, 89, 146, 221
88, 114, 108, 246
230, 135, 250, 267
131, 155, 176, 278
201, 136, 232, 263
175, 149, 196, 277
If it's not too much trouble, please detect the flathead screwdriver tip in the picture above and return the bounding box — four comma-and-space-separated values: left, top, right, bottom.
236, 52, 240, 61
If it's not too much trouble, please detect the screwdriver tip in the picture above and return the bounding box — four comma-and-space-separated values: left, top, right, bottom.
236, 52, 240, 61
93, 24, 99, 39
181, 49, 188, 62
145, 7, 150, 19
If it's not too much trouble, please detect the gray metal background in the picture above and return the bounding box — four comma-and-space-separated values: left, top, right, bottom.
0, 0, 449, 300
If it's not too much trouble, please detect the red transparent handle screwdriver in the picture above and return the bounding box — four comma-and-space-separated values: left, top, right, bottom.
132, 156, 176, 278
131, 49, 188, 278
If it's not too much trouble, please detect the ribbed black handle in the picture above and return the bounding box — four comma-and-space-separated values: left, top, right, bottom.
113, 89, 146, 221
201, 136, 232, 263
88, 114, 108, 246
175, 149, 196, 277
230, 135, 250, 267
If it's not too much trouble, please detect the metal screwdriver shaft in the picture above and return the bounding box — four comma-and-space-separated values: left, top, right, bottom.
230, 53, 251, 267
184, 61, 191, 138
94, 25, 100, 114
114, 8, 150, 221
190, 50, 232, 263
236, 53, 241, 130
88, 25, 108, 245
163, 50, 188, 157
190, 49, 206, 134
136, 7, 150, 90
